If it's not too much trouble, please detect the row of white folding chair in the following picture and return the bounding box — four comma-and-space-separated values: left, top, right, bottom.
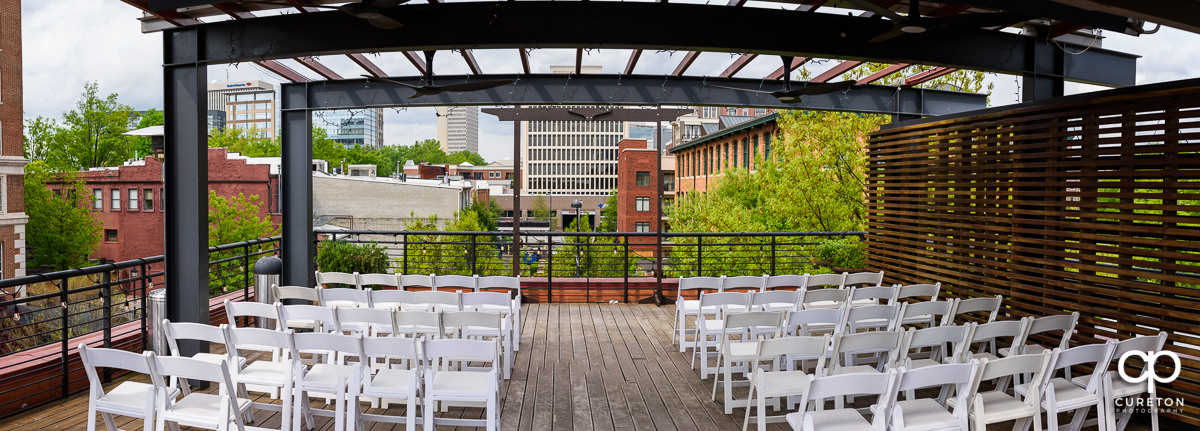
316, 271, 521, 294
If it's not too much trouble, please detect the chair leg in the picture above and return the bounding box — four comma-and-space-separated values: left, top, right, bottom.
86, 403, 98, 431
424, 395, 436, 431
405, 393, 416, 431
723, 364, 736, 415
488, 391, 498, 431
742, 382, 754, 431
101, 412, 118, 431
155, 411, 166, 431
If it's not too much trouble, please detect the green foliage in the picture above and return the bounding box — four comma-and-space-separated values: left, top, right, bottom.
598, 191, 619, 232
131, 109, 164, 158
312, 135, 486, 178
815, 237, 867, 270
316, 241, 390, 275
24, 161, 102, 271
24, 82, 136, 170
208, 191, 279, 294
0, 277, 138, 355
550, 217, 636, 277
208, 128, 281, 157
467, 198, 502, 232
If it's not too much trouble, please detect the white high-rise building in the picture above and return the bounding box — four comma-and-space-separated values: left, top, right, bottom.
520, 65, 627, 196
435, 106, 479, 153
316, 108, 385, 149
207, 81, 277, 139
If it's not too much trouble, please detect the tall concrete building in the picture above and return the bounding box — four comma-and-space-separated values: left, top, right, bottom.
0, 1, 27, 284
207, 80, 277, 139
316, 108, 385, 149
435, 106, 479, 153
520, 65, 628, 196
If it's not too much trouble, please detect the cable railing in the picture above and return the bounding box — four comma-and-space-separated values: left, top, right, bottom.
0, 236, 279, 418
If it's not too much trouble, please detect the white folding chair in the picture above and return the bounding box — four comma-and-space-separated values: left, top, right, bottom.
848, 285, 898, 307
148, 353, 253, 431
804, 272, 846, 290
894, 282, 940, 302
962, 318, 1031, 363
461, 291, 516, 370
223, 326, 297, 431
1015, 341, 1117, 431
225, 298, 280, 330
397, 290, 460, 312
277, 303, 340, 333
897, 300, 954, 328
724, 275, 768, 293
889, 362, 979, 431
369, 289, 406, 311
828, 331, 905, 378
274, 285, 320, 306
1070, 332, 1169, 431
742, 335, 830, 431
763, 274, 807, 292
292, 332, 365, 431
477, 275, 523, 349
672, 276, 724, 352
319, 287, 372, 310
901, 324, 975, 370
443, 310, 511, 379
162, 320, 246, 388
842, 270, 884, 288
799, 287, 850, 310
358, 273, 401, 290
711, 311, 786, 414
947, 351, 1053, 431
785, 369, 897, 431
750, 290, 800, 312
784, 308, 844, 337
839, 304, 901, 333
423, 339, 502, 431
394, 310, 444, 340
434, 274, 477, 291
78, 344, 174, 431
316, 271, 361, 289
1000, 312, 1078, 357
356, 336, 422, 431
693, 291, 751, 377
947, 295, 1003, 325
335, 306, 396, 337
399, 274, 436, 291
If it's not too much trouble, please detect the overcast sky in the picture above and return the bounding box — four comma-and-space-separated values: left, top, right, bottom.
22, 1, 1200, 162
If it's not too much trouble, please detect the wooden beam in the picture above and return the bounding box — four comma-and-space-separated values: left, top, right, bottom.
520, 49, 531, 74
403, 51, 428, 75
904, 67, 957, 86
461, 50, 483, 75
718, 54, 757, 78
766, 57, 809, 80
624, 49, 642, 75
812, 60, 861, 82
348, 53, 387, 77
858, 63, 910, 84
256, 60, 310, 82
296, 56, 343, 80
671, 51, 700, 76
575, 49, 583, 74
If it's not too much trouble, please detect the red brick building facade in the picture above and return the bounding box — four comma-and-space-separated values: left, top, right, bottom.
0, 2, 27, 283
669, 113, 780, 197
616, 139, 659, 247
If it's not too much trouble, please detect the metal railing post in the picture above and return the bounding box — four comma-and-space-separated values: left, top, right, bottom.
59, 279, 70, 397
697, 237, 704, 277
402, 233, 409, 275
470, 234, 478, 275
242, 243, 251, 301
101, 268, 112, 382
547, 233, 554, 302
140, 262, 148, 351
623, 234, 629, 303
770, 235, 777, 275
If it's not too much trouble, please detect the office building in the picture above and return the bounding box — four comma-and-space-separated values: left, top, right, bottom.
435, 106, 479, 153
207, 80, 277, 139
316, 108, 385, 149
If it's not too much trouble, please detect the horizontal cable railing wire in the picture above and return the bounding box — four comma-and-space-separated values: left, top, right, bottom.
0, 236, 279, 419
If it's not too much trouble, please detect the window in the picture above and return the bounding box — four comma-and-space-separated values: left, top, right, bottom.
636, 196, 650, 212
104, 229, 118, 242
111, 189, 121, 210
742, 138, 749, 168
143, 189, 154, 211
635, 222, 651, 233
765, 134, 772, 159
635, 171, 651, 186
93, 189, 103, 210
128, 189, 139, 211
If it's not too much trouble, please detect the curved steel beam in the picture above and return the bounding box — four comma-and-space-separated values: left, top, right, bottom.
176, 2, 1135, 87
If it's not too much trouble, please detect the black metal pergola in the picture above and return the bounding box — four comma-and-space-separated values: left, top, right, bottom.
131, 0, 1174, 356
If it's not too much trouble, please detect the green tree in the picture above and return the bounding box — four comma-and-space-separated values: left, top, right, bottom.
131, 109, 164, 158
40, 82, 136, 170
208, 191, 279, 294
467, 198, 501, 232
24, 161, 102, 270
22, 116, 58, 162
598, 191, 619, 232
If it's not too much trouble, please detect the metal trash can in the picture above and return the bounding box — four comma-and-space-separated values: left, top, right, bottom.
253, 256, 283, 328
148, 289, 168, 355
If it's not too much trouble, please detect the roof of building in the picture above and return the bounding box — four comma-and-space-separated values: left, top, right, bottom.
718, 115, 756, 128
667, 112, 779, 154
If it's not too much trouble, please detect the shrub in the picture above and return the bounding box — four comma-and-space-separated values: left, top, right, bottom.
316, 241, 390, 276
815, 237, 866, 270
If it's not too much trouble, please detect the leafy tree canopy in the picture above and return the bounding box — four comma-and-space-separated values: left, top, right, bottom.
598, 191, 619, 232
24, 82, 136, 170
24, 161, 102, 270
208, 191, 279, 247
131, 109, 164, 158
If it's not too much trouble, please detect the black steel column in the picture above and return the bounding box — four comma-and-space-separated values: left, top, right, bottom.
1022, 39, 1065, 102
280, 85, 315, 287
511, 110, 522, 278
654, 115, 666, 304
163, 27, 209, 356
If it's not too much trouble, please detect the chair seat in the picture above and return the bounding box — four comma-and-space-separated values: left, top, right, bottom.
967, 352, 1000, 362
1073, 372, 1146, 398
475, 304, 513, 314
164, 393, 252, 423
432, 371, 494, 395
908, 358, 942, 369
238, 360, 290, 384
325, 301, 362, 309
968, 391, 1039, 423
700, 319, 725, 332
1017, 378, 1101, 410
303, 363, 357, 387
756, 370, 808, 396
97, 381, 178, 413
785, 409, 875, 431
998, 344, 1045, 357
365, 368, 416, 396
192, 353, 247, 369
834, 365, 881, 375
725, 342, 759, 362
285, 319, 318, 330
894, 398, 959, 431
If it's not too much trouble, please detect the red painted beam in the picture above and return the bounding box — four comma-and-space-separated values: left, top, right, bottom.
461, 50, 483, 75
858, 63, 910, 84
257, 60, 310, 83
625, 50, 642, 75
812, 61, 861, 82
904, 67, 957, 86
576, 49, 583, 74
766, 57, 810, 80
520, 49, 531, 74
1048, 22, 1087, 39
348, 54, 387, 78
403, 51, 428, 75
719, 54, 757, 78
212, 2, 254, 19
119, 0, 200, 26
296, 57, 343, 80
671, 51, 700, 76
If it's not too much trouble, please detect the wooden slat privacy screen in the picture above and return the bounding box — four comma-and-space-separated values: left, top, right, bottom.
866, 81, 1200, 425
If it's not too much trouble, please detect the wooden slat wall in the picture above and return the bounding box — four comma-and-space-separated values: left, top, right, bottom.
866, 83, 1200, 426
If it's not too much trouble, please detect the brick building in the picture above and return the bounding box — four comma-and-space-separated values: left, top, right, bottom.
668, 113, 780, 197
616, 139, 662, 247
0, 2, 28, 284
403, 160, 514, 183
50, 148, 280, 267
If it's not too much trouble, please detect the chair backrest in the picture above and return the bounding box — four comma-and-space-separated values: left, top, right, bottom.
895, 283, 940, 302
830, 331, 905, 371
335, 307, 396, 335
477, 275, 521, 295
461, 291, 513, 310
723, 275, 767, 292
974, 351, 1053, 399
277, 303, 340, 332
434, 274, 477, 292
400, 274, 436, 291
841, 304, 901, 332
442, 311, 503, 332
425, 338, 499, 364
848, 285, 897, 304
1104, 332, 1169, 384
369, 289, 406, 310
893, 361, 978, 423
78, 344, 154, 395
950, 295, 1003, 323
804, 272, 845, 289
149, 354, 239, 400
1026, 312, 1079, 351
902, 324, 974, 364
697, 291, 750, 315
965, 318, 1031, 361
751, 290, 799, 309
723, 311, 785, 334
362, 335, 420, 364
1045, 340, 1117, 393
394, 310, 444, 336
756, 335, 830, 373
358, 273, 400, 290
799, 287, 849, 308
402, 290, 461, 310
319, 287, 372, 308
802, 369, 897, 410
842, 271, 884, 288
225, 299, 280, 329
224, 326, 298, 359
162, 320, 230, 358
677, 276, 723, 299
898, 300, 954, 327
764, 274, 807, 291
785, 308, 844, 336
274, 285, 320, 304
293, 332, 364, 362
316, 271, 360, 289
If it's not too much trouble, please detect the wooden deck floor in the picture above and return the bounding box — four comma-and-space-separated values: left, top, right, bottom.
2, 303, 1150, 430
